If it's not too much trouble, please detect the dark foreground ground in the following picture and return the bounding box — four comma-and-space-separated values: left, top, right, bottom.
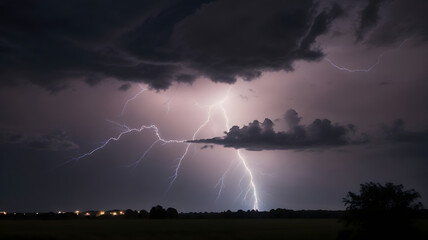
1, 219, 428, 240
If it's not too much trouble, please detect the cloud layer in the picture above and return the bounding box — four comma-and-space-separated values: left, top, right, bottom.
382, 119, 428, 143
0, 0, 343, 91
191, 109, 368, 151
0, 130, 79, 151
364, 0, 428, 45
355, 0, 385, 41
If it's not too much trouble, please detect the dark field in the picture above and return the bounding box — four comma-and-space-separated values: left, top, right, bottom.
1, 219, 428, 240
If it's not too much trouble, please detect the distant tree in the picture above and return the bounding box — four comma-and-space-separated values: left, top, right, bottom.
342, 182, 423, 239
166, 208, 179, 219
149, 205, 167, 219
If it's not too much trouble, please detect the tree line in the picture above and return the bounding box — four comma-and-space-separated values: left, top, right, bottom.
1, 182, 426, 222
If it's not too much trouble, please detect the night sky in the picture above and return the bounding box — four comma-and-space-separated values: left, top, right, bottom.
1, 0, 428, 213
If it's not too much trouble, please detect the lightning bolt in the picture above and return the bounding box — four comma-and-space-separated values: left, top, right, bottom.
72, 84, 260, 210
121, 84, 146, 116
237, 150, 259, 210
167, 89, 232, 188
72, 87, 218, 191
167, 106, 213, 190
214, 159, 236, 201
73, 123, 186, 162
128, 139, 160, 169
185, 87, 260, 210
326, 38, 410, 72
164, 85, 179, 115
214, 88, 259, 210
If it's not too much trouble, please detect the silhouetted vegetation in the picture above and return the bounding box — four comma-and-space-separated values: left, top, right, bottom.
178, 209, 344, 219
149, 205, 167, 219
166, 207, 179, 219
1, 206, 427, 221
0, 191, 427, 240
340, 182, 424, 239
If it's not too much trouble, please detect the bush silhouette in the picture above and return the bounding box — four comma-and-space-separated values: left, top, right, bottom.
341, 182, 423, 239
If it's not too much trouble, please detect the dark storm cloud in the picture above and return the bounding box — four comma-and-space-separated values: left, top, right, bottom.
367, 0, 428, 45
190, 109, 367, 151
284, 109, 302, 128
172, 0, 343, 84
0, 0, 178, 91
0, 0, 343, 91
0, 130, 79, 151
355, 0, 385, 41
377, 120, 428, 159
175, 74, 197, 84
27, 130, 79, 151
382, 119, 428, 143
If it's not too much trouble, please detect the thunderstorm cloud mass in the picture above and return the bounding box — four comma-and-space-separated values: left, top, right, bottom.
0, 0, 428, 213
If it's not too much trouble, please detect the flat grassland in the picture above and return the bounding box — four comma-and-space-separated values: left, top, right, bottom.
1, 219, 427, 240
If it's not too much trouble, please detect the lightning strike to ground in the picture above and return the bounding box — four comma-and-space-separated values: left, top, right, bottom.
214, 88, 259, 210
237, 150, 259, 210
326, 38, 410, 72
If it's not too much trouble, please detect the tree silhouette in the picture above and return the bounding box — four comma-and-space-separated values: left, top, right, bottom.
166, 208, 178, 218
341, 182, 423, 239
149, 205, 167, 219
